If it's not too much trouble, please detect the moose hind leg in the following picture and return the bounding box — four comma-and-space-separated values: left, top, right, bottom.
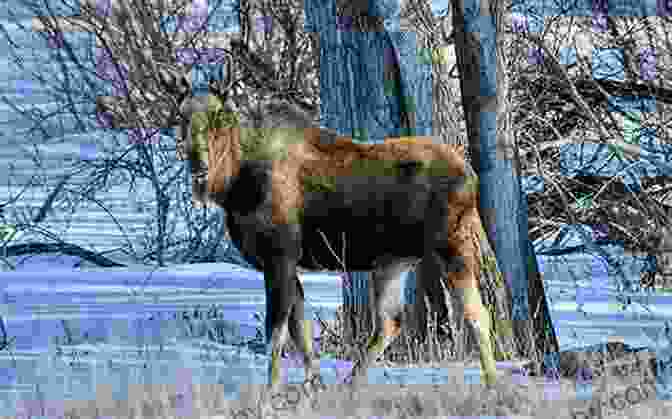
452, 285, 496, 385
422, 249, 496, 385
439, 216, 497, 384
287, 275, 323, 389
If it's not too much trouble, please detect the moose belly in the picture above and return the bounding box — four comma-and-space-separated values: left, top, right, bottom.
298, 179, 431, 271
298, 222, 425, 271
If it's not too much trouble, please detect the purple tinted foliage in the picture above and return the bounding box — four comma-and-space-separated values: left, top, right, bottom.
128, 128, 160, 144
334, 360, 354, 384
544, 380, 561, 400
96, 47, 114, 66
528, 47, 543, 65
592, 224, 608, 241
192, 0, 208, 16
47, 31, 65, 48
182, 0, 208, 32
112, 79, 128, 96
487, 224, 496, 242
593, 0, 608, 14
16, 398, 66, 419
592, 0, 608, 32
96, 109, 113, 128
97, 0, 111, 16
511, 366, 529, 385
282, 352, 303, 368
336, 15, 352, 31
640, 48, 656, 81
659, 0, 672, 16
545, 365, 560, 382
592, 13, 607, 32
257, 16, 273, 33
176, 48, 200, 65
339, 273, 352, 290
183, 14, 207, 32
385, 47, 397, 67
174, 368, 194, 416
577, 366, 594, 382
96, 49, 129, 95
511, 13, 528, 33
201, 48, 226, 63
176, 48, 225, 65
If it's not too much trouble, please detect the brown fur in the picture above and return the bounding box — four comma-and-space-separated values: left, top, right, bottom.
205, 120, 497, 390
208, 128, 471, 225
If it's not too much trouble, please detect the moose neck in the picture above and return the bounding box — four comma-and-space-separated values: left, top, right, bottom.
239, 126, 307, 161
221, 159, 272, 215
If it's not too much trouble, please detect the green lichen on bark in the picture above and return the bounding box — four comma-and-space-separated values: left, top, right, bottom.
478, 225, 488, 242
287, 207, 304, 224
464, 174, 479, 194
482, 253, 505, 289
482, 255, 498, 273
210, 107, 239, 131
303, 174, 337, 193
487, 303, 514, 361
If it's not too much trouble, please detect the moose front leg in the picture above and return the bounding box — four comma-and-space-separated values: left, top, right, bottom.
287, 275, 324, 392
264, 254, 301, 393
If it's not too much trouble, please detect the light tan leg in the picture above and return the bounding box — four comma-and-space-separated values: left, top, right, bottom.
350, 258, 411, 385
268, 322, 289, 393
446, 209, 497, 385
453, 286, 497, 385
287, 276, 323, 392
422, 189, 497, 386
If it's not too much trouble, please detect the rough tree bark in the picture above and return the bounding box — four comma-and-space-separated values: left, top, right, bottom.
450, 0, 560, 373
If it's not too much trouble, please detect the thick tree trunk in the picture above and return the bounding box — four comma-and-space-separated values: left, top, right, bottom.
450, 0, 560, 372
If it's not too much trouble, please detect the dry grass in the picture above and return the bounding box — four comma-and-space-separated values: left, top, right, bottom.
15, 304, 670, 419
17, 363, 672, 419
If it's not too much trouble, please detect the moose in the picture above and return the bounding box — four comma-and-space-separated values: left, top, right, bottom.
177, 52, 500, 394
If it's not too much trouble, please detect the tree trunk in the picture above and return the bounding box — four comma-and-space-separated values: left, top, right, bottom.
450, 0, 560, 373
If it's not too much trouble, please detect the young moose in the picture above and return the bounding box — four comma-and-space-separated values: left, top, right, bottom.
186, 61, 498, 393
